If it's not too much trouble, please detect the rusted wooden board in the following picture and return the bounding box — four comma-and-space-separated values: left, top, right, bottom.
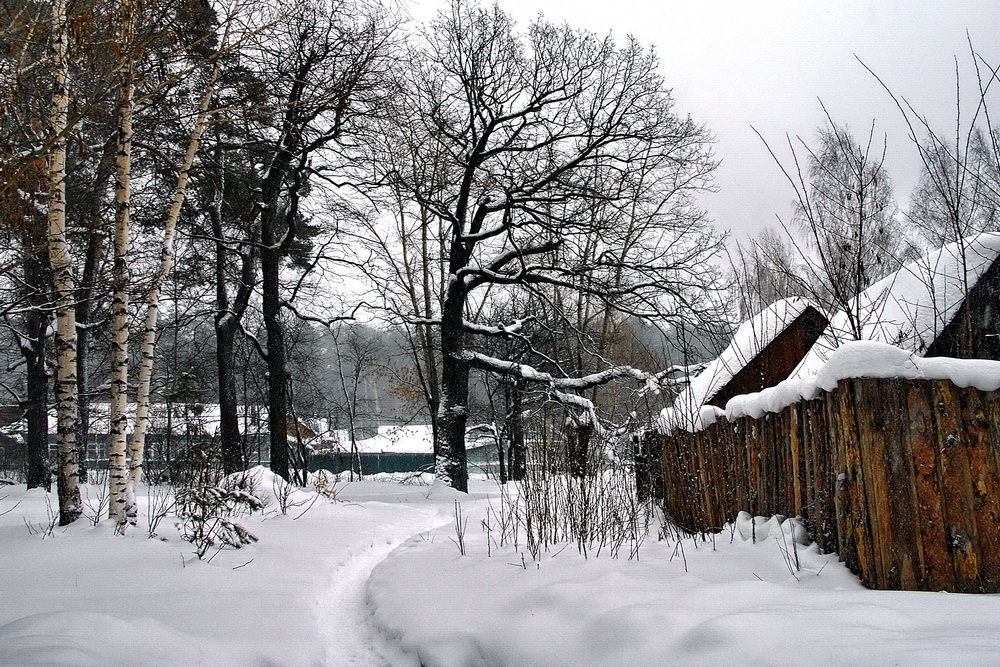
932, 381, 982, 591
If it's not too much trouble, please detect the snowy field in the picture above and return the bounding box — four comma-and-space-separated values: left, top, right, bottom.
3, 471, 1000, 665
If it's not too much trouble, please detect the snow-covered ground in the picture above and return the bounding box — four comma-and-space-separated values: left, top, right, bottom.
3, 473, 1000, 665
0, 471, 468, 665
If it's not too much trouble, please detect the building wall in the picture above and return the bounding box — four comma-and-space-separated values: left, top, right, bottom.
927, 257, 1000, 360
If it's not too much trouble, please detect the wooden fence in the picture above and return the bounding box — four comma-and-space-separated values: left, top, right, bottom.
654, 378, 1000, 592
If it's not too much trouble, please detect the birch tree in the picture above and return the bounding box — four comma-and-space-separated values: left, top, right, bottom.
47, 0, 81, 524
108, 0, 138, 527
126, 66, 220, 517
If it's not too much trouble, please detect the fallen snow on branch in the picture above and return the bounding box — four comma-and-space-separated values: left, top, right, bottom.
461, 351, 660, 392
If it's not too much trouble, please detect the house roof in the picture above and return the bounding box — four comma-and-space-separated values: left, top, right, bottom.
659, 297, 825, 433
792, 232, 1000, 378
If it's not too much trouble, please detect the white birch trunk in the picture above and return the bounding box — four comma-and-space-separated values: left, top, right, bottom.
126, 70, 219, 509
109, 0, 136, 526
48, 0, 81, 526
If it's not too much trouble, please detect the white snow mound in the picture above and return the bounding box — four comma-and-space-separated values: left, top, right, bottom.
0, 611, 216, 665
221, 465, 318, 509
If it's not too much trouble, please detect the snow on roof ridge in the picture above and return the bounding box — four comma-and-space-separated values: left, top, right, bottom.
658, 297, 817, 434
791, 232, 1000, 378
659, 340, 1000, 435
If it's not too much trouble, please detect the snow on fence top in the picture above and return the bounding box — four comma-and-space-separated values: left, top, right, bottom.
661, 340, 1000, 434
792, 232, 1000, 377
658, 298, 815, 433
729, 341, 1000, 421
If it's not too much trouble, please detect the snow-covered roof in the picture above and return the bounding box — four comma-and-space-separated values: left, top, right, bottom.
792, 232, 1000, 378
729, 340, 1000, 423
659, 297, 816, 433
323, 424, 434, 454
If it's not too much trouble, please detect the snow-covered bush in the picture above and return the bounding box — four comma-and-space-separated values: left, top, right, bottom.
221, 466, 318, 516
310, 470, 340, 500
175, 486, 262, 558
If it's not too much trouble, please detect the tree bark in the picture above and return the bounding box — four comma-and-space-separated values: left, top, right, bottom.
47, 0, 81, 525
419, 213, 440, 447
505, 379, 525, 482
566, 417, 593, 479
109, 8, 135, 523
258, 132, 298, 482
128, 67, 218, 505
216, 314, 242, 474
261, 230, 289, 480
23, 243, 50, 491
75, 226, 104, 484
435, 279, 469, 492
209, 149, 254, 476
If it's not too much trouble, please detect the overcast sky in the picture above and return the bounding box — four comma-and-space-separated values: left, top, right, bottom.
408, 0, 1000, 242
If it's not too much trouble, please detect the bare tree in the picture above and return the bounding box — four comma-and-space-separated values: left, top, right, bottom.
729, 228, 807, 319
755, 112, 911, 341
241, 0, 397, 480
329, 324, 383, 480
204, 136, 258, 475
383, 1, 719, 491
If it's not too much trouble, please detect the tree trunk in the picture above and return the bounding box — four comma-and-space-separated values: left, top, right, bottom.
75, 226, 104, 484
261, 235, 289, 480
434, 282, 469, 492
109, 23, 135, 523
128, 68, 218, 506
216, 316, 242, 474
566, 416, 592, 479
47, 0, 81, 525
209, 147, 247, 476
23, 244, 50, 490
505, 380, 525, 482
420, 213, 440, 449
633, 431, 663, 503
258, 135, 297, 482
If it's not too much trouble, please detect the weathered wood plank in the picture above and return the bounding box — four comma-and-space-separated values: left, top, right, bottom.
789, 404, 803, 516
932, 381, 982, 591
852, 379, 893, 589
878, 379, 922, 590
656, 379, 1000, 593
959, 386, 1000, 591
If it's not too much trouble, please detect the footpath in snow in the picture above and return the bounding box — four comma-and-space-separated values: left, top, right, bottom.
0, 470, 491, 665
369, 508, 1000, 666
5, 472, 1000, 665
